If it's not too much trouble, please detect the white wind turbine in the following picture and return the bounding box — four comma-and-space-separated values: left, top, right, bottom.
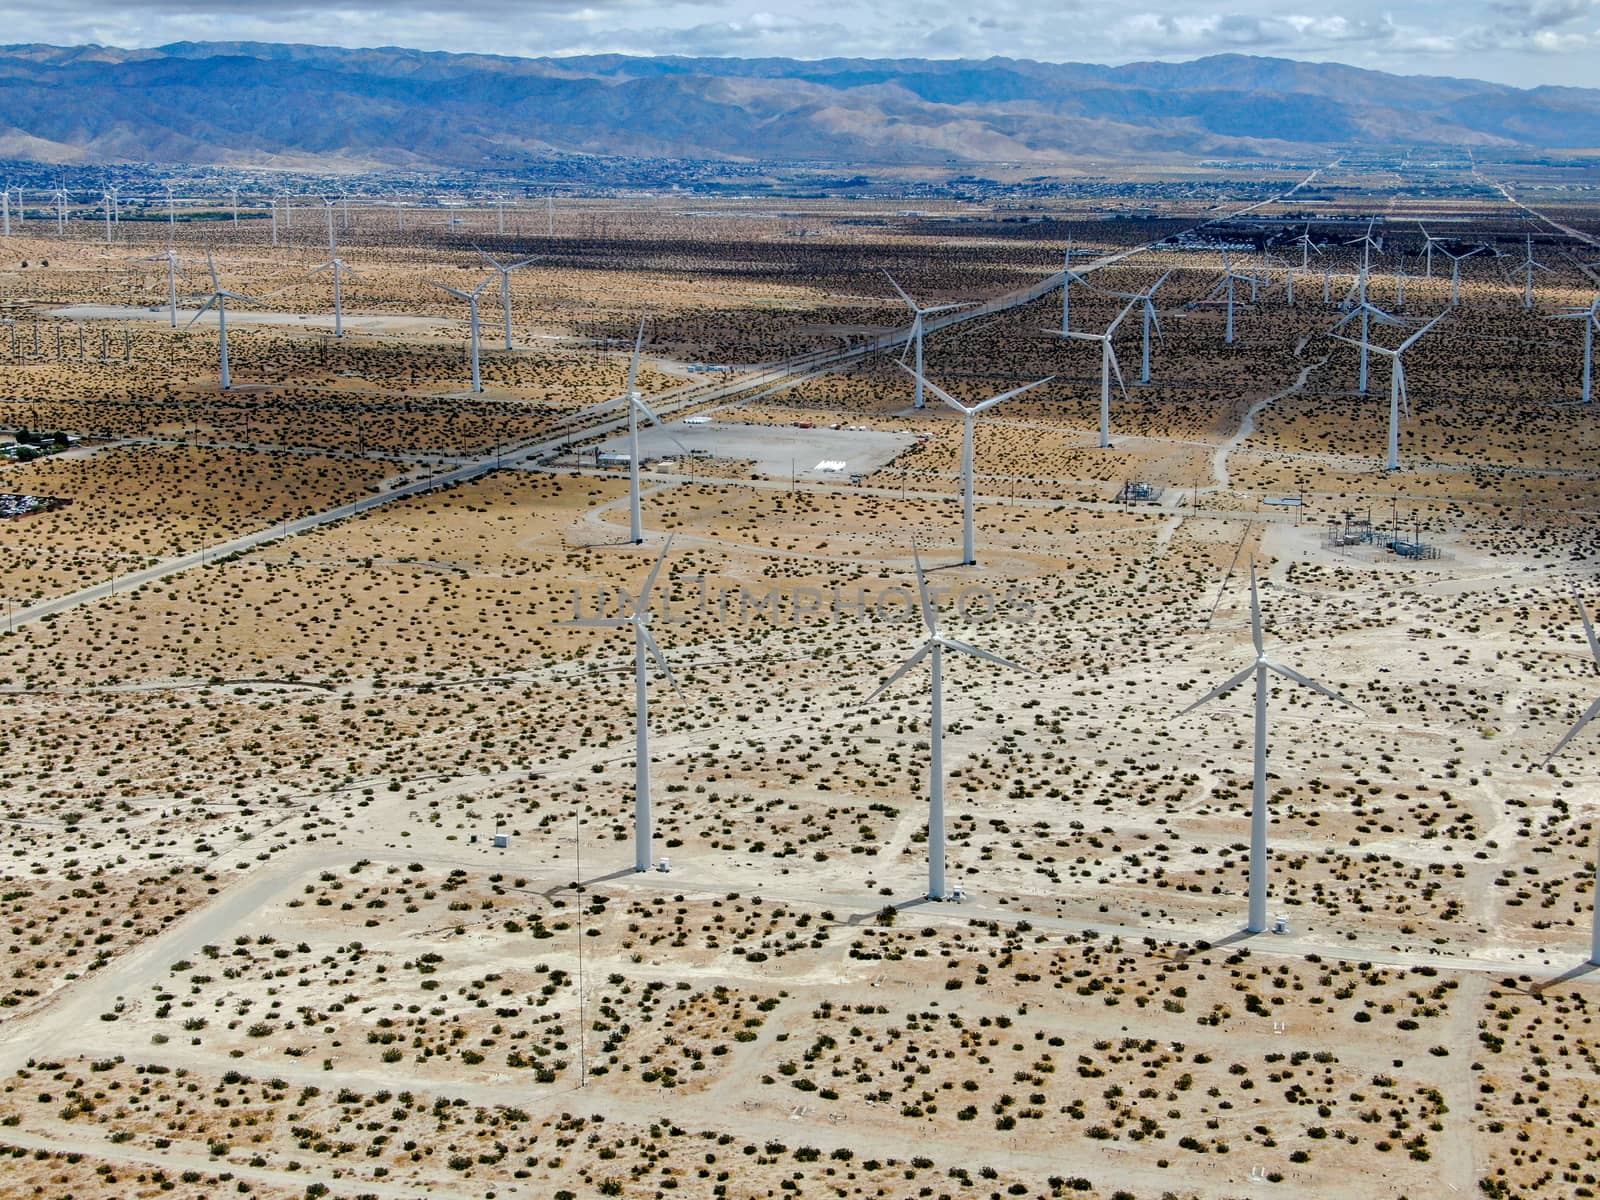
477, 247, 540, 350
568, 537, 681, 874
884, 270, 967, 408
1181, 564, 1357, 933
1420, 223, 1447, 279
571, 320, 687, 544
1059, 297, 1137, 447
427, 275, 494, 394
902, 366, 1051, 565
1206, 252, 1257, 345
1440, 244, 1484, 307
102, 186, 116, 244
53, 187, 67, 236
323, 197, 338, 254
868, 545, 1027, 900
1060, 236, 1093, 334
1292, 222, 1321, 272
308, 257, 362, 339
1508, 234, 1551, 311
185, 252, 261, 392
2, 187, 10, 237
268, 198, 280, 247
1109, 271, 1171, 385
230, 188, 239, 229
143, 248, 181, 328
1330, 310, 1448, 472
1544, 589, 1600, 965
1551, 295, 1599, 405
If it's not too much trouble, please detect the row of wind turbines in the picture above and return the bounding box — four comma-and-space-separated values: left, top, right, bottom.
576, 526, 1600, 961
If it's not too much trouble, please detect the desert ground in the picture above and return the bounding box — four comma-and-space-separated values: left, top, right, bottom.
0, 158, 1597, 1200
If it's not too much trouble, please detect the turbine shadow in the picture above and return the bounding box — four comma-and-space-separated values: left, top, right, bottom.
1530, 961, 1599, 995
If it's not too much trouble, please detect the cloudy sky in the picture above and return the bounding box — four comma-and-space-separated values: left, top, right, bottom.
10, 0, 1598, 88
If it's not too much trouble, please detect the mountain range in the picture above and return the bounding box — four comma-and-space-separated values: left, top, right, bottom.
1, 41, 1597, 169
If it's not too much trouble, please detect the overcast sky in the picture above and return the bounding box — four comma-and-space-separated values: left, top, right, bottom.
9, 0, 1598, 89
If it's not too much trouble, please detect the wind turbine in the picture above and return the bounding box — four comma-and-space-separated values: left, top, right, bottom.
102, 186, 116, 244
1060, 237, 1093, 334
164, 184, 175, 238
1058, 297, 1137, 447
1109, 271, 1171, 385
1440, 244, 1484, 308
570, 320, 686, 544
1508, 234, 1551, 311
884, 270, 967, 408
308, 257, 362, 339
1420, 223, 1447, 279
53, 187, 67, 236
902, 366, 1051, 565
323, 197, 338, 254
1181, 564, 1357, 933
1544, 590, 1600, 965
427, 275, 494, 394
1551, 295, 1599, 405
230, 188, 239, 228
477, 247, 540, 350
1330, 310, 1448, 472
2, 188, 9, 238
144, 249, 181, 328
1205, 253, 1256, 346
1292, 223, 1321, 272
567, 537, 680, 874
868, 545, 1027, 901
185, 252, 261, 392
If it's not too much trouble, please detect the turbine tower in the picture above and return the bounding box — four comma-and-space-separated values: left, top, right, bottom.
186, 252, 260, 392
1330, 310, 1448, 472
884, 270, 967, 408
477, 248, 540, 351
1544, 590, 1600, 965
1551, 295, 1600, 405
308, 257, 362, 339
1181, 565, 1357, 933
568, 537, 680, 874
427, 275, 494, 394
1419, 223, 1446, 279
1059, 297, 1138, 447
869, 545, 1027, 901
903, 366, 1050, 566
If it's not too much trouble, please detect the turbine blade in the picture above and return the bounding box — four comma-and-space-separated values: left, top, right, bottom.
972, 375, 1051, 412
881, 270, 916, 310
1270, 661, 1357, 710
640, 626, 680, 694
1249, 564, 1263, 656
866, 643, 933, 704
1108, 346, 1129, 402
561, 617, 630, 628
1547, 696, 1600, 762
1576, 590, 1600, 666
183, 295, 218, 329
898, 363, 968, 413
1179, 663, 1256, 715
912, 544, 937, 635
636, 535, 675, 616
427, 280, 470, 301
626, 317, 645, 395
941, 636, 1025, 674
207, 252, 219, 292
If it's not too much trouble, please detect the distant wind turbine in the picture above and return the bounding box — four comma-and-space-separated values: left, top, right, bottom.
1057, 297, 1137, 448
308, 257, 362, 339
884, 270, 968, 408
903, 365, 1051, 565
427, 275, 494, 393
477, 247, 541, 351
186, 252, 261, 392
1551, 294, 1600, 405
1330, 310, 1449, 471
